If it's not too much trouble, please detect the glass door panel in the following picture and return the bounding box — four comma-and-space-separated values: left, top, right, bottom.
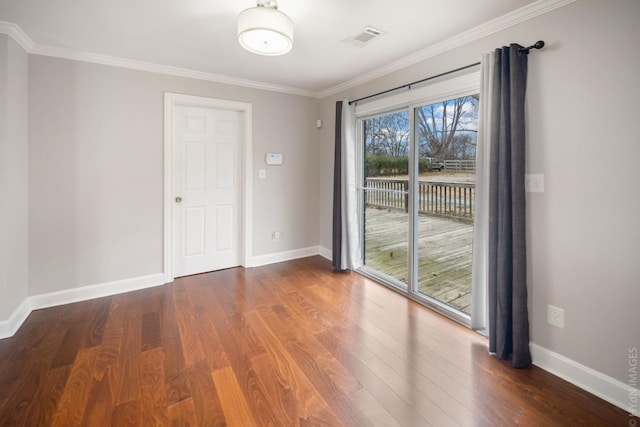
414, 95, 479, 314
362, 111, 410, 289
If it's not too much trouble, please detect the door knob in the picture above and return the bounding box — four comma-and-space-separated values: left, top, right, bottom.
175, 196, 183, 203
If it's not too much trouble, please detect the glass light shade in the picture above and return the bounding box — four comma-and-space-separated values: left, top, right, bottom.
238, 6, 293, 56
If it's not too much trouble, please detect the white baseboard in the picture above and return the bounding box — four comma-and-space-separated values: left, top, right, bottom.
0, 273, 166, 339
29, 273, 166, 311
318, 246, 332, 261
251, 246, 323, 267
0, 298, 32, 339
531, 343, 631, 412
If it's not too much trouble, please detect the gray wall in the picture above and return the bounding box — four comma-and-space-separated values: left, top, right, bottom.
318, 0, 640, 383
0, 35, 29, 321
3, 0, 638, 388
28, 56, 320, 296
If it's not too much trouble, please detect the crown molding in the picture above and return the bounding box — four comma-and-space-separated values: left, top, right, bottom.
0, 20, 35, 51
1, 0, 573, 100
0, 20, 316, 98
318, 0, 575, 99
28, 44, 318, 98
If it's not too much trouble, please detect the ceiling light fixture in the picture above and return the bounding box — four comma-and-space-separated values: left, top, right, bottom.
238, 0, 293, 56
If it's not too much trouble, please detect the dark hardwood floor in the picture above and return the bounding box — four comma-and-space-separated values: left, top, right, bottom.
0, 256, 633, 426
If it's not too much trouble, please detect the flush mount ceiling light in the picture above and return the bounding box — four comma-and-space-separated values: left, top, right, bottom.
238, 0, 293, 56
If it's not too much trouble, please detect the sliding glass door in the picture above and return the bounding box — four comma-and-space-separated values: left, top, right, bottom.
359, 92, 479, 322
362, 110, 409, 290
414, 95, 478, 316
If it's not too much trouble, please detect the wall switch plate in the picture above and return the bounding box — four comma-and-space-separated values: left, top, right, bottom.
258, 169, 266, 179
525, 174, 544, 193
547, 305, 565, 328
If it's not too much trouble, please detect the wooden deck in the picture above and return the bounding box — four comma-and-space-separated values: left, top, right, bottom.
364, 206, 473, 314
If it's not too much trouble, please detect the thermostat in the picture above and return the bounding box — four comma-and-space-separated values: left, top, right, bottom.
265, 153, 283, 165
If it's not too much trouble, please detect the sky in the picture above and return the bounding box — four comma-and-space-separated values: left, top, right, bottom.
365, 95, 479, 159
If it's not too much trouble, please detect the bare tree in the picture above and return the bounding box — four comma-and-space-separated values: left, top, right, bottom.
363, 95, 477, 161
364, 112, 409, 157
416, 95, 478, 160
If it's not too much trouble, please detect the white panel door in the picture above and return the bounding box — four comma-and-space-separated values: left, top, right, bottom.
173, 105, 242, 277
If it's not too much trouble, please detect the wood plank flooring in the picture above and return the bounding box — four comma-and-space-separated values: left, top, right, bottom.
0, 256, 633, 426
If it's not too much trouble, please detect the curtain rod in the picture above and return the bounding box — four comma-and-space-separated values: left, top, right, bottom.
348, 40, 545, 106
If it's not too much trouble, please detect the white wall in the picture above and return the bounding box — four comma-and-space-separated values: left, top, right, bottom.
0, 35, 29, 322
28, 55, 320, 296
318, 0, 640, 384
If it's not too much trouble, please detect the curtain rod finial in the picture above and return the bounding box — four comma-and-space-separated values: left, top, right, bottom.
520, 40, 545, 54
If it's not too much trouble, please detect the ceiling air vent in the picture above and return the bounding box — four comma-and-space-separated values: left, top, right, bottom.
345, 26, 386, 47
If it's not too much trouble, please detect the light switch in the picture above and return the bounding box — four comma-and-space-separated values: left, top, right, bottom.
525, 174, 544, 193
258, 169, 266, 179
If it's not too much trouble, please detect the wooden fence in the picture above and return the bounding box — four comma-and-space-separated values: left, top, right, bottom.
365, 178, 475, 223
443, 159, 476, 172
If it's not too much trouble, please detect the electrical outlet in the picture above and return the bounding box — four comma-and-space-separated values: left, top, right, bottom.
272, 231, 280, 240
547, 305, 565, 329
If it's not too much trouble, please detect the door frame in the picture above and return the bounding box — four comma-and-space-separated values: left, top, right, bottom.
163, 92, 253, 282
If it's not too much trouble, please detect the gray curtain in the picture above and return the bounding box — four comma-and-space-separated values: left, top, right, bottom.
332, 101, 344, 271
488, 44, 531, 368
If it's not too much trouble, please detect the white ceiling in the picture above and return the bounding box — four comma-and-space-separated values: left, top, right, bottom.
0, 0, 553, 96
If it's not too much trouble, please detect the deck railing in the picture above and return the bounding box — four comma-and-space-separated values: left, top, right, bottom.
363, 179, 409, 212
364, 178, 475, 223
